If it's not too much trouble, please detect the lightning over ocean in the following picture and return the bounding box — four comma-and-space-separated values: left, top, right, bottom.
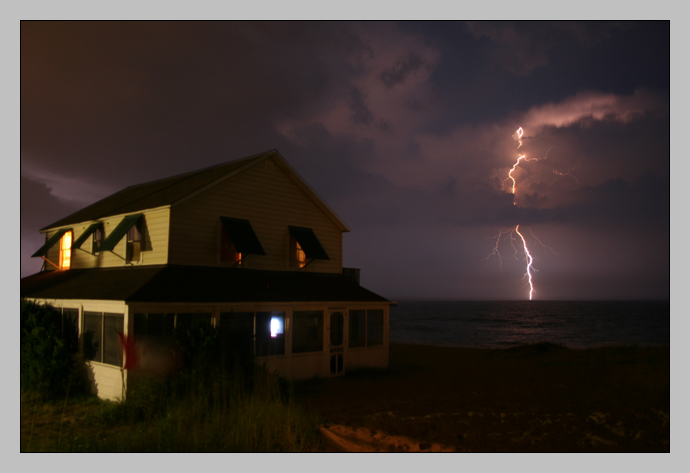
485, 127, 561, 301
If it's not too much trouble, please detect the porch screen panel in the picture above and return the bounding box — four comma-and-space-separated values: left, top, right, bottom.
176, 313, 212, 332
62, 308, 79, 341
256, 312, 285, 357
367, 310, 384, 346
292, 311, 323, 353
219, 312, 255, 356
103, 313, 124, 366
348, 310, 366, 348
83, 312, 102, 362
134, 313, 175, 341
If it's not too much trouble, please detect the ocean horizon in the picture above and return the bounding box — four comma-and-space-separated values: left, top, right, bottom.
389, 300, 670, 349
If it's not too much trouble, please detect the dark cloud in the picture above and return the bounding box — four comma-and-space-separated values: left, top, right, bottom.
379, 50, 426, 88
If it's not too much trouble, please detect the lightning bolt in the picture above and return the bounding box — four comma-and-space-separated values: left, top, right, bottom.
553, 166, 580, 184
515, 225, 534, 300
485, 127, 561, 300
502, 128, 551, 202
528, 228, 560, 256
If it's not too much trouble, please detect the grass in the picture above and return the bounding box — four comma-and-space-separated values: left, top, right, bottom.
21, 366, 324, 452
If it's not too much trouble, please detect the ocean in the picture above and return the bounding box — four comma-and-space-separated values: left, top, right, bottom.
389, 300, 670, 349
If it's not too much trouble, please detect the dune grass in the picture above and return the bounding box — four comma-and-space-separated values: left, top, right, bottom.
21, 365, 324, 452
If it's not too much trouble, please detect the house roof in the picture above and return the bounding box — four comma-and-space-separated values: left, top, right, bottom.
21, 265, 389, 304
41, 150, 350, 232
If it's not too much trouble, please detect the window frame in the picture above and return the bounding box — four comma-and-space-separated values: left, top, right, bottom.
347, 309, 385, 349
126, 221, 143, 263
59, 230, 73, 270
220, 224, 242, 266
92, 226, 103, 255
83, 311, 124, 367
290, 234, 307, 269
292, 310, 324, 354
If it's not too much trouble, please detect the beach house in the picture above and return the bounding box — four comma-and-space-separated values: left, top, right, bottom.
21, 150, 391, 401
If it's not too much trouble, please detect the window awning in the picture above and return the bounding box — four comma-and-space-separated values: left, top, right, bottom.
288, 226, 330, 260
72, 223, 103, 249
98, 214, 143, 252
32, 228, 70, 257
220, 217, 266, 255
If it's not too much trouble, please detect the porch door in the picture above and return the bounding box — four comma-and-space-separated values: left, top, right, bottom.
329, 310, 346, 376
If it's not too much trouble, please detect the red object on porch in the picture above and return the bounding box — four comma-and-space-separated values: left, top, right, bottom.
117, 332, 139, 370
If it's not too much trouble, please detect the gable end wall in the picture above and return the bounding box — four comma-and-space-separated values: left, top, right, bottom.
168, 158, 343, 273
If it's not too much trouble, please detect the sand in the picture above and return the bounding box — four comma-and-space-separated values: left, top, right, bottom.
297, 343, 669, 452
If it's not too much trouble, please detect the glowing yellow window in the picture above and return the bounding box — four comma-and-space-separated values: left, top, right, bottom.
290, 234, 306, 268
59, 231, 72, 270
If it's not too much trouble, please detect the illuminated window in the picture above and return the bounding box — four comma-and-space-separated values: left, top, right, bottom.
290, 234, 307, 268
256, 312, 285, 356
59, 231, 72, 270
220, 225, 242, 265
127, 222, 142, 263
288, 226, 329, 269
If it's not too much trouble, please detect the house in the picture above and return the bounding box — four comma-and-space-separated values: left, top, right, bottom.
21, 150, 391, 401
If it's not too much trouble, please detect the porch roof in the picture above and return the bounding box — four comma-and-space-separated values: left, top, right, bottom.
20, 265, 389, 304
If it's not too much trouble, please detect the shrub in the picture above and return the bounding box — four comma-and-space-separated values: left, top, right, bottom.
20, 299, 89, 400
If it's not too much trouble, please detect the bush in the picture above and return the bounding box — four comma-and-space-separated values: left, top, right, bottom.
20, 299, 89, 400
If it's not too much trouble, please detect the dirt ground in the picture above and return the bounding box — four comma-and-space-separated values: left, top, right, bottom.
297, 343, 670, 452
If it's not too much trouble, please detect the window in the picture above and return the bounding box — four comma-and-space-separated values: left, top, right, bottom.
290, 235, 307, 268
219, 312, 255, 356
221, 225, 242, 265
59, 230, 72, 270
133, 313, 175, 342
83, 312, 124, 366
98, 214, 143, 256
127, 221, 142, 263
367, 310, 384, 346
348, 309, 384, 348
93, 226, 103, 254
293, 311, 323, 353
288, 226, 329, 269
175, 313, 213, 332
348, 310, 366, 348
219, 217, 265, 266
256, 312, 285, 357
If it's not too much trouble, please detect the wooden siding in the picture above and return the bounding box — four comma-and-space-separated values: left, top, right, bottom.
41, 208, 170, 270
86, 362, 124, 401
169, 157, 343, 273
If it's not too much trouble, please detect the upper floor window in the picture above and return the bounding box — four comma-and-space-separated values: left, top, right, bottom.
59, 230, 72, 270
93, 226, 103, 254
290, 235, 307, 268
31, 227, 72, 270
288, 226, 330, 269
127, 221, 142, 263
98, 213, 144, 262
220, 225, 242, 265
72, 222, 104, 256
219, 217, 265, 267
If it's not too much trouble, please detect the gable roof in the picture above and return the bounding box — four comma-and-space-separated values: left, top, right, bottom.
41, 150, 350, 232
21, 265, 389, 304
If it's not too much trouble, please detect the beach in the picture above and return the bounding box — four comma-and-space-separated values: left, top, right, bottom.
299, 343, 669, 452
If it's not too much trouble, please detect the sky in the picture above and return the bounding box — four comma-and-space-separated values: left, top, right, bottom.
20, 20, 671, 301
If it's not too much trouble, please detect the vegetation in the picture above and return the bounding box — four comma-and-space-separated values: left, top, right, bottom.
20, 300, 90, 401
20, 301, 323, 452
